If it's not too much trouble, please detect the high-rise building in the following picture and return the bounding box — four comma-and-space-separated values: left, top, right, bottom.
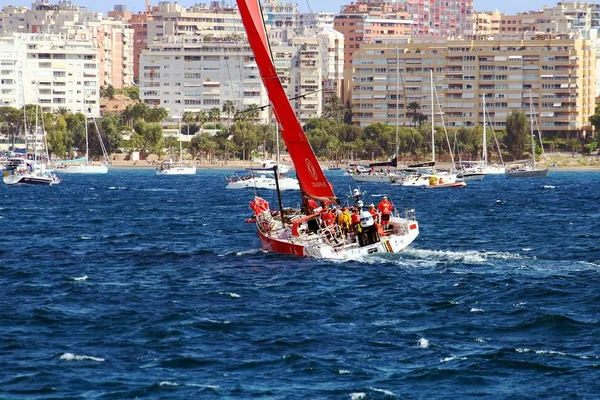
350, 36, 595, 139
0, 1, 133, 89
0, 34, 100, 116
405, 0, 474, 37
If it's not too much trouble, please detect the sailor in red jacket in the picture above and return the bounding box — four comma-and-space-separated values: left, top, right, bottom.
377, 196, 393, 229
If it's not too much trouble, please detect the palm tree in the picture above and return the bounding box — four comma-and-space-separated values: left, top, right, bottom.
182, 111, 196, 136
407, 101, 421, 128
54, 107, 70, 117
209, 107, 221, 127
222, 100, 235, 128
195, 110, 207, 132
247, 104, 261, 123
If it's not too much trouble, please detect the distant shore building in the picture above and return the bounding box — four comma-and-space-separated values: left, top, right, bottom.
0, 1, 133, 89
0, 33, 100, 116
350, 35, 595, 139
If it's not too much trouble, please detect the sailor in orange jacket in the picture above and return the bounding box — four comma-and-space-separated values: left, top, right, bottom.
377, 196, 393, 229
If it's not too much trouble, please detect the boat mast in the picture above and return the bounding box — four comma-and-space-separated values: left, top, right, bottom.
430, 69, 435, 163
178, 113, 183, 166
84, 106, 89, 164
529, 90, 536, 168
395, 48, 399, 161
482, 93, 487, 168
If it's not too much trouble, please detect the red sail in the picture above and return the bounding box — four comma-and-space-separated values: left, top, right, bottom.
236, 0, 336, 202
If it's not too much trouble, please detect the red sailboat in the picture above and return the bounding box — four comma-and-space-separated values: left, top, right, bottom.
237, 0, 419, 259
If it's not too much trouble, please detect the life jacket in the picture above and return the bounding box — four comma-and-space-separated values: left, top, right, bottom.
378, 200, 392, 214
351, 212, 360, 225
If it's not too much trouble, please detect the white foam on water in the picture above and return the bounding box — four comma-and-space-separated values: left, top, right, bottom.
350, 393, 366, 400
220, 292, 240, 298
108, 186, 127, 190
475, 338, 486, 343
370, 387, 396, 396
470, 308, 484, 312
418, 338, 430, 348
73, 275, 88, 281
440, 356, 467, 363
338, 369, 350, 374
542, 185, 557, 189
188, 384, 220, 389
60, 353, 104, 362
513, 302, 527, 307
79, 236, 91, 240
522, 248, 533, 251
158, 381, 179, 387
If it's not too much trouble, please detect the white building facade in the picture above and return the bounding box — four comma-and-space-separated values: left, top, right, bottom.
0, 34, 100, 116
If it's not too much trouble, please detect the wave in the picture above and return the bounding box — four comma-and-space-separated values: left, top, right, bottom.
59, 353, 104, 362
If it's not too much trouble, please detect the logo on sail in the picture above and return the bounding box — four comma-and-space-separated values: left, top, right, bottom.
305, 159, 318, 180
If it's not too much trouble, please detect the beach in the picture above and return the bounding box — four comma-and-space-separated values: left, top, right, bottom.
109, 155, 600, 171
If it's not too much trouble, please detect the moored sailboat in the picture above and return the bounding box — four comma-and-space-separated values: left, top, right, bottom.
507, 93, 548, 178
237, 0, 419, 259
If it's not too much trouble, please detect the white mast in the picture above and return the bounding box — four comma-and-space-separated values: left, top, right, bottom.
482, 93, 487, 168
84, 102, 89, 164
430, 69, 435, 163
178, 113, 183, 166
529, 91, 536, 167
395, 48, 399, 161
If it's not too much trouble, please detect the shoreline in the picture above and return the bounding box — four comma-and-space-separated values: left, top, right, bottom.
107, 159, 600, 172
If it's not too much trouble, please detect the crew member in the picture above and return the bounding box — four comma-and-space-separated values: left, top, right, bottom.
377, 196, 393, 230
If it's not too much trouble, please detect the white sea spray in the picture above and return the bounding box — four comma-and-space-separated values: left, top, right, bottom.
60, 353, 104, 362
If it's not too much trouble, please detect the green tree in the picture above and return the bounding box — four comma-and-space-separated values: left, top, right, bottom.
90, 114, 122, 160
322, 94, 344, 123
132, 120, 163, 157
195, 110, 208, 131
407, 101, 421, 128
182, 111, 196, 136
222, 100, 235, 128
145, 107, 168, 124
46, 115, 68, 158
504, 110, 529, 159
123, 86, 140, 100
209, 107, 221, 126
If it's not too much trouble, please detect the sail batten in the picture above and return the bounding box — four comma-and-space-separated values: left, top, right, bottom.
236, 0, 336, 202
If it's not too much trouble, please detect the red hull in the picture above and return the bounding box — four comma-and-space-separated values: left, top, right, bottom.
257, 229, 305, 257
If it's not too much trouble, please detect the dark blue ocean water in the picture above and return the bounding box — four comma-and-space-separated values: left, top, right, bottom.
1, 168, 599, 399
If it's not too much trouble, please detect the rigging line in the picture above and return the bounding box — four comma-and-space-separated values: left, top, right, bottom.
236, 88, 324, 115
485, 103, 505, 165
215, 7, 239, 110
304, 0, 331, 85
432, 74, 455, 164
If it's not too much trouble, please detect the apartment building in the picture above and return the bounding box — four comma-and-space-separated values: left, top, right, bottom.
350, 36, 595, 139
333, 2, 412, 71
139, 37, 268, 124
0, 1, 133, 89
472, 10, 502, 39
0, 34, 100, 116
405, 0, 474, 37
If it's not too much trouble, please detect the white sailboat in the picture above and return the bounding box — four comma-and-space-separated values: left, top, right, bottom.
507, 93, 548, 178
226, 122, 299, 190
4, 104, 61, 186
399, 71, 465, 188
55, 116, 109, 174
156, 115, 196, 175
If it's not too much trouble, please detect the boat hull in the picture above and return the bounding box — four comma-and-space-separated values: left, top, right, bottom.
55, 165, 108, 174
256, 216, 419, 260
226, 176, 299, 190
507, 168, 548, 177
423, 181, 467, 188
156, 166, 197, 175
456, 172, 486, 181
3, 173, 60, 186
351, 174, 392, 183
